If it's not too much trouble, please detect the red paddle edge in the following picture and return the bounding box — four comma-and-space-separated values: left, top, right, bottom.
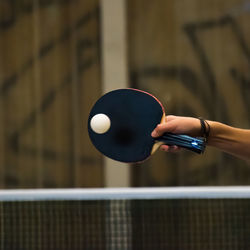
127, 88, 165, 115
127, 88, 166, 163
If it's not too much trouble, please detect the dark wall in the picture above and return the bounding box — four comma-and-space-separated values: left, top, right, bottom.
1, 0, 250, 189
127, 0, 250, 186
0, 1, 103, 188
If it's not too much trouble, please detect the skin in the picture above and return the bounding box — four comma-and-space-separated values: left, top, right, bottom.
151, 115, 250, 162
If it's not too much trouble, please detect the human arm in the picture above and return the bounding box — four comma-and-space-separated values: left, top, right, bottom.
151, 115, 250, 162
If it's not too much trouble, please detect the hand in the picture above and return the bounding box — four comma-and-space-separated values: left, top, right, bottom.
151, 115, 201, 152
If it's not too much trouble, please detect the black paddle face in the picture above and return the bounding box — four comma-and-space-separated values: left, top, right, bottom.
88, 89, 164, 163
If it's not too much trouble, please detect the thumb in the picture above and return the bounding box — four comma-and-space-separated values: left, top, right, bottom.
151, 119, 179, 137
151, 123, 172, 138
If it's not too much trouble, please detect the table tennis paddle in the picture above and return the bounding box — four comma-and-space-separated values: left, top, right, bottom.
88, 88, 206, 163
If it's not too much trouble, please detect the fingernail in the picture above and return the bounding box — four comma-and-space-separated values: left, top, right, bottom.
151, 131, 157, 137
162, 148, 169, 152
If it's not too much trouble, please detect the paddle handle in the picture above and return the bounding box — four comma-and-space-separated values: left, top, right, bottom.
156, 133, 206, 154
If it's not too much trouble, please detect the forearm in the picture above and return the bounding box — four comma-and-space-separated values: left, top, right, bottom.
207, 121, 250, 161
152, 116, 250, 161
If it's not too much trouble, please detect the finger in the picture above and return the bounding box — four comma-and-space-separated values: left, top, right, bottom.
165, 115, 176, 122
151, 123, 168, 137
152, 119, 179, 137
160, 145, 171, 151
160, 145, 181, 153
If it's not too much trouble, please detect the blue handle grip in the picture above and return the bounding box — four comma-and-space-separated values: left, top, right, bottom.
155, 133, 206, 154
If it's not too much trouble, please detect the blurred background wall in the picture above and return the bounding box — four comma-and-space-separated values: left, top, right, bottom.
0, 0, 103, 188
0, 0, 250, 188
127, 0, 250, 186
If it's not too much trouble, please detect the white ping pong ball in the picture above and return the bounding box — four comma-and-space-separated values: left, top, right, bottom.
90, 113, 111, 134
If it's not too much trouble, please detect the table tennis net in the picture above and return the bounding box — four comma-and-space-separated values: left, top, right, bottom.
0, 187, 250, 250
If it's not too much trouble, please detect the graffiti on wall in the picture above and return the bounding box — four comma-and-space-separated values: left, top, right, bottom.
130, 10, 250, 186
0, 1, 102, 187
